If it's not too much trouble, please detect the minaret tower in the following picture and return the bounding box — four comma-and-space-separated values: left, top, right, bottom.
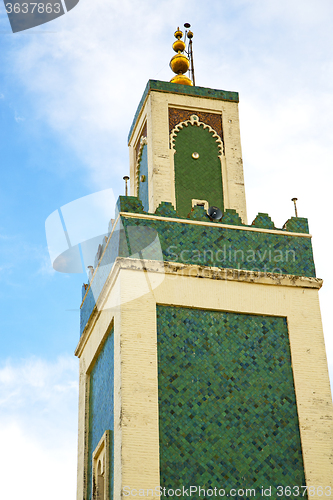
75, 27, 333, 500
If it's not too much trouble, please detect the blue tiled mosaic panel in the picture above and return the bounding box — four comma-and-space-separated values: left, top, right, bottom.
138, 144, 149, 212
87, 327, 114, 500
156, 306, 307, 499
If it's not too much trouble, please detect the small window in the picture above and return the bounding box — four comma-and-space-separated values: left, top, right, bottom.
96, 459, 104, 500
192, 199, 209, 211
92, 431, 111, 500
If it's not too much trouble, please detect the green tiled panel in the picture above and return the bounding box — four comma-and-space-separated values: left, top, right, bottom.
251, 213, 275, 229
121, 216, 316, 277
174, 124, 224, 217
80, 196, 315, 336
156, 306, 306, 499
285, 217, 309, 234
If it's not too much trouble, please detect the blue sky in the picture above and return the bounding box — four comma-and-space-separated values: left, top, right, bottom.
1, 1, 333, 498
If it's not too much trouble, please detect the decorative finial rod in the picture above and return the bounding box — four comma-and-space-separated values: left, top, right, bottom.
185, 23, 195, 86
169, 25, 193, 86
291, 197, 298, 217
123, 175, 130, 196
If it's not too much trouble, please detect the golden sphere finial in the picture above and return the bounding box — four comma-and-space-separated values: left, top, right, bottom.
174, 27, 183, 39
169, 26, 192, 86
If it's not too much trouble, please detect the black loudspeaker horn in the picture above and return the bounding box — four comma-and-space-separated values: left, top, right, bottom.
207, 206, 223, 221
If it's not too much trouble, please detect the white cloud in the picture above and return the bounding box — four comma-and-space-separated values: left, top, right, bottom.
0, 263, 14, 276
37, 253, 57, 276
0, 232, 15, 240
0, 356, 78, 443
0, 422, 76, 500
0, 356, 78, 499
14, 112, 25, 122
7, 0, 191, 187
0, 227, 59, 280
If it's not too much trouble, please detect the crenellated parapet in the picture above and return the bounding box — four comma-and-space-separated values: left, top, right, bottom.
114, 195, 310, 233
80, 195, 316, 336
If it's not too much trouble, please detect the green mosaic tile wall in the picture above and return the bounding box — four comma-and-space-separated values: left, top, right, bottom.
80, 196, 316, 335
87, 327, 114, 500
80, 196, 315, 337
120, 215, 316, 277
156, 306, 307, 499
285, 217, 309, 234
174, 124, 224, 217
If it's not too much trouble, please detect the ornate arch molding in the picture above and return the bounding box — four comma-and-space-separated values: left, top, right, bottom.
135, 135, 147, 196
170, 114, 224, 156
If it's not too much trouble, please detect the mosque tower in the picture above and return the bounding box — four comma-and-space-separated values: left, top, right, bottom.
75, 27, 333, 500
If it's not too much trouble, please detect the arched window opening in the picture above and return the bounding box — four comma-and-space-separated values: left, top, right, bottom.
97, 459, 105, 500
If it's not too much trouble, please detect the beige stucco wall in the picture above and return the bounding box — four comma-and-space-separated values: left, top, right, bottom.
128, 89, 247, 223
76, 259, 333, 499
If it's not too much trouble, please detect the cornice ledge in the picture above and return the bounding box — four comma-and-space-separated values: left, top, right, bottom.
75, 257, 322, 356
